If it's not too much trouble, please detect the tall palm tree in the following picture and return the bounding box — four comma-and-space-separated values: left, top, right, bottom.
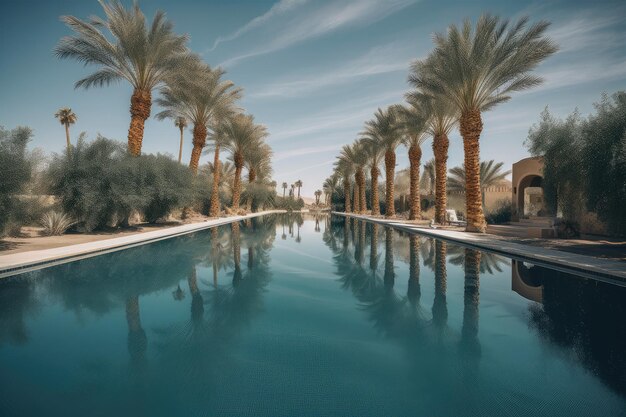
362, 107, 402, 218
361, 137, 385, 215
243, 142, 273, 211
55, 0, 198, 156
407, 91, 458, 224
290, 184, 295, 199
395, 103, 428, 220
322, 175, 339, 206
295, 180, 303, 199
339, 142, 367, 214
157, 65, 241, 174
54, 107, 77, 155
174, 116, 187, 163
410, 15, 557, 231
282, 182, 288, 197
422, 159, 436, 196
222, 114, 268, 210
314, 190, 322, 204
334, 158, 353, 213
448, 160, 511, 208
204, 120, 232, 216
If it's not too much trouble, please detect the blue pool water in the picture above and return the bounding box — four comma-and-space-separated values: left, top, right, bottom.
0, 214, 624, 416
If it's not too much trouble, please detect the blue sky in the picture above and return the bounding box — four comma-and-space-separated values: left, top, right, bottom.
1, 0, 625, 197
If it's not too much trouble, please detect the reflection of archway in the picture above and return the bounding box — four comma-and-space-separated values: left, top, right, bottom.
517, 175, 543, 217
511, 260, 543, 303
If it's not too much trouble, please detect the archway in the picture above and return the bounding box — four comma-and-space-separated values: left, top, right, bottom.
517, 175, 543, 217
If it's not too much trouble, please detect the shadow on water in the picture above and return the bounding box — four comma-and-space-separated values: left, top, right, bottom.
324, 216, 626, 402
0, 215, 279, 416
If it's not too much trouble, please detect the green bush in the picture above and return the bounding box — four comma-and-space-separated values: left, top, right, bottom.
485, 199, 512, 224
274, 196, 304, 211
47, 136, 194, 231
242, 183, 276, 212
40, 211, 76, 236
0, 126, 34, 236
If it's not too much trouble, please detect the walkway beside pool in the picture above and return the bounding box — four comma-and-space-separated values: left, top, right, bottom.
334, 212, 626, 285
0, 210, 286, 279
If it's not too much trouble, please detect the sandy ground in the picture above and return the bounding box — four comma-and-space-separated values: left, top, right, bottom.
0, 215, 213, 255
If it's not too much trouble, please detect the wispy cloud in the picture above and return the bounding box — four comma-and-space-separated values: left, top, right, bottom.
218, 0, 419, 67
250, 40, 416, 98
268, 89, 406, 142
274, 144, 342, 161
548, 9, 626, 53
281, 159, 335, 176
208, 0, 308, 52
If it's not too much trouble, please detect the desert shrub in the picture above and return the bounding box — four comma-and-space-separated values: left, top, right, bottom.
0, 126, 34, 236
486, 199, 512, 225
242, 183, 276, 212
526, 91, 626, 235
47, 136, 194, 230
274, 196, 304, 211
40, 211, 76, 236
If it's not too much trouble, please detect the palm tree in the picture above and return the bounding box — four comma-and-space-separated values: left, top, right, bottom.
221, 114, 268, 210
55, 0, 198, 156
243, 142, 273, 211
322, 175, 339, 206
54, 107, 77, 155
339, 142, 367, 213
362, 107, 402, 217
361, 138, 385, 216
202, 160, 236, 213
395, 103, 428, 220
448, 160, 511, 208
334, 158, 353, 213
290, 184, 296, 199
406, 91, 458, 224
410, 15, 557, 231
422, 159, 436, 196
174, 116, 187, 163
157, 65, 241, 174
314, 190, 322, 204
295, 180, 303, 199
282, 182, 288, 197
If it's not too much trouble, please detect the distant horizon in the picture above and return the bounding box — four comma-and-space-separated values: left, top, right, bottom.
2, 0, 625, 197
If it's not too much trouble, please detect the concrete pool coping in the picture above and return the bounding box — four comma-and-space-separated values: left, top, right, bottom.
0, 210, 286, 279
333, 212, 626, 286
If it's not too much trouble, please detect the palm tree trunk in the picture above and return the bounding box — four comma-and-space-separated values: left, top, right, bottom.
297, 187, 301, 199
343, 179, 352, 213
209, 145, 221, 217
408, 144, 422, 220
247, 168, 256, 212
232, 152, 244, 209
127, 88, 151, 156
357, 168, 366, 214
178, 126, 184, 164
64, 123, 71, 156
353, 175, 360, 213
407, 234, 420, 304
384, 150, 396, 218
432, 240, 448, 328
460, 110, 486, 232
433, 133, 449, 224
189, 123, 207, 175
370, 166, 380, 215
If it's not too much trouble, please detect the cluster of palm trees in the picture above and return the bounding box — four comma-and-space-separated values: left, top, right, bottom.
54, 0, 273, 215
326, 14, 557, 232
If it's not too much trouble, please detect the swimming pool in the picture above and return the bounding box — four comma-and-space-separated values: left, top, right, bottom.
0, 214, 624, 416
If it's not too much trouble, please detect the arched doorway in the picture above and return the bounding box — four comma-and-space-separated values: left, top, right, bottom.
517, 175, 543, 217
